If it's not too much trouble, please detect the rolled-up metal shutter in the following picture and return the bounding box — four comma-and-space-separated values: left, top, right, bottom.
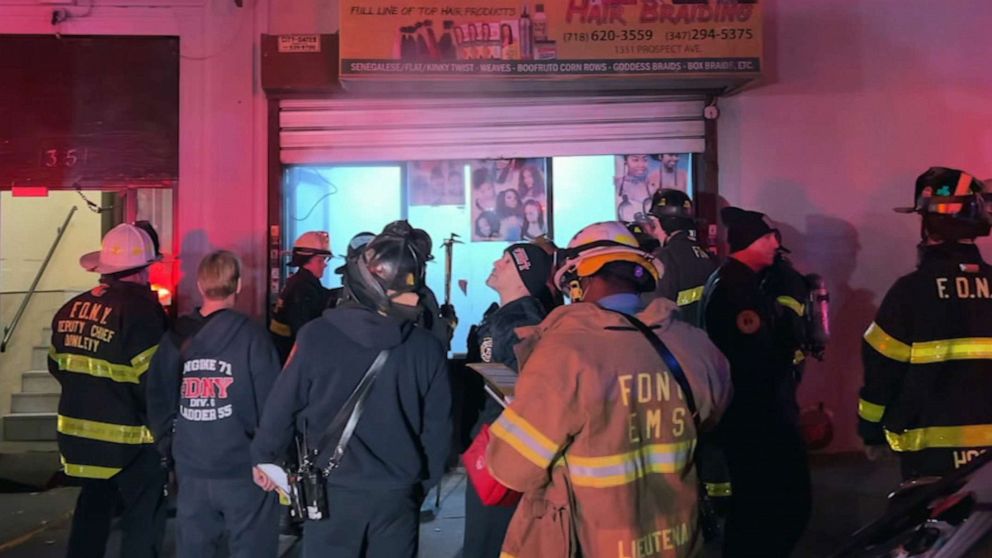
279, 94, 705, 163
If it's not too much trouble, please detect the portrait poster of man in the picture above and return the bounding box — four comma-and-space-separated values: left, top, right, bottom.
470, 158, 548, 242
614, 153, 691, 222
407, 160, 467, 206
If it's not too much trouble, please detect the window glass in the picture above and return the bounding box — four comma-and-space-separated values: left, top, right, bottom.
281, 155, 692, 355
282, 165, 402, 287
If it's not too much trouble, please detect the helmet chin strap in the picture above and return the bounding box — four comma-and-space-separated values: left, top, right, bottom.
568, 279, 585, 302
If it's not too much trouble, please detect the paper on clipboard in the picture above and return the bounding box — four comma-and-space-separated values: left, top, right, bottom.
257, 463, 291, 497
467, 362, 517, 406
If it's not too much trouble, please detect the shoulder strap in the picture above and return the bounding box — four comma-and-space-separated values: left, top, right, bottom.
315, 349, 391, 472
617, 313, 698, 425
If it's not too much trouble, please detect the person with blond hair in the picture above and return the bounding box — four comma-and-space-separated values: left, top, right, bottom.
148, 250, 281, 558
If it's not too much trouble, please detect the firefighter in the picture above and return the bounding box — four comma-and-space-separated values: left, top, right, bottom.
462, 242, 558, 558
487, 221, 732, 557
49, 223, 170, 558
639, 188, 730, 518
327, 231, 376, 310
702, 207, 811, 558
269, 231, 333, 363
860, 167, 992, 479
252, 221, 452, 557
408, 226, 458, 350
641, 188, 718, 328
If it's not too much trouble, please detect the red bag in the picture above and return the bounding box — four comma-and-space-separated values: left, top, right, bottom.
462, 424, 523, 507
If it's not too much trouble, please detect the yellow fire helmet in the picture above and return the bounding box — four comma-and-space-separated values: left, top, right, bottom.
553, 221, 664, 301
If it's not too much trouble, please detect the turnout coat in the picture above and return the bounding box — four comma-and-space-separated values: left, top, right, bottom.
487, 298, 732, 558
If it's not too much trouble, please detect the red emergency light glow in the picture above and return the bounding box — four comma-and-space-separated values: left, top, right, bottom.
11, 186, 49, 197
152, 283, 173, 307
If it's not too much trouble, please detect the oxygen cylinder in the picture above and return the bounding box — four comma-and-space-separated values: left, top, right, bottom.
805, 273, 830, 358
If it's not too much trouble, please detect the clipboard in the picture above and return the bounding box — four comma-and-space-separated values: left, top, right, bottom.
466, 362, 517, 407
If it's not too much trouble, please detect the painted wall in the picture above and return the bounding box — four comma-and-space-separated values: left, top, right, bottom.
1, 191, 102, 294
0, 0, 269, 317
718, 0, 992, 452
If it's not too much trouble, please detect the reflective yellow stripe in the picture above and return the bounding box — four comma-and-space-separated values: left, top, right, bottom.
60, 456, 122, 479
886, 424, 992, 452
676, 286, 704, 307
57, 415, 154, 445
858, 399, 886, 423
705, 482, 732, 497
864, 324, 992, 365
863, 323, 912, 363
499, 554, 517, 558
566, 441, 696, 488
49, 345, 158, 384
910, 338, 992, 364
269, 319, 291, 338
776, 296, 805, 316
491, 408, 558, 469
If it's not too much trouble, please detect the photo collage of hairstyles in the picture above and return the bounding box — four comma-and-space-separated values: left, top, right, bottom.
407, 160, 467, 207
614, 153, 691, 223
406, 158, 550, 243
471, 158, 548, 242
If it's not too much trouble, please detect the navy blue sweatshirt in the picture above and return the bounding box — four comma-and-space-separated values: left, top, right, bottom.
251, 303, 453, 492
147, 309, 280, 479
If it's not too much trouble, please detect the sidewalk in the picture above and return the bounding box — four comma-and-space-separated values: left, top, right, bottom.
0, 451, 467, 558
0, 451, 899, 557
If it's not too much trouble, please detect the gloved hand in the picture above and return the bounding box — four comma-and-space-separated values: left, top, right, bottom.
439, 303, 458, 330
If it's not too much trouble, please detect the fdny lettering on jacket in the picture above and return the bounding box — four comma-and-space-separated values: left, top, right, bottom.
180, 358, 234, 421
56, 301, 117, 352
935, 277, 992, 299
617, 522, 690, 558
617, 372, 688, 443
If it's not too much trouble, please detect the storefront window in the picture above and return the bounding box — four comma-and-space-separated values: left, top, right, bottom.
281, 154, 691, 355
282, 165, 403, 287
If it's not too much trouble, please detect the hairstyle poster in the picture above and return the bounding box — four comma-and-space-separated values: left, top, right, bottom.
470, 158, 548, 242
407, 160, 467, 206
614, 153, 690, 222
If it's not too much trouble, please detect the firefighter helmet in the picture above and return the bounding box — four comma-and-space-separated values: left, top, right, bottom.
895, 167, 992, 241
334, 231, 375, 275
553, 221, 663, 300
649, 189, 694, 224
79, 223, 159, 275
290, 231, 332, 267
343, 222, 426, 321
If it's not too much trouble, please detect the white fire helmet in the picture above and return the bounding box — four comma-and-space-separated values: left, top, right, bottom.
79, 223, 159, 275
290, 231, 331, 266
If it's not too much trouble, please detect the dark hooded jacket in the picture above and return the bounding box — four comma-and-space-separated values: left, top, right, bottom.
251, 303, 452, 491
147, 309, 280, 479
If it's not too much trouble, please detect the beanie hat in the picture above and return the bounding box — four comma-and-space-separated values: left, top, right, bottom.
506, 243, 553, 299
721, 206, 789, 253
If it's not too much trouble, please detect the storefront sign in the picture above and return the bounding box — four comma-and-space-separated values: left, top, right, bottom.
340, 0, 762, 78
